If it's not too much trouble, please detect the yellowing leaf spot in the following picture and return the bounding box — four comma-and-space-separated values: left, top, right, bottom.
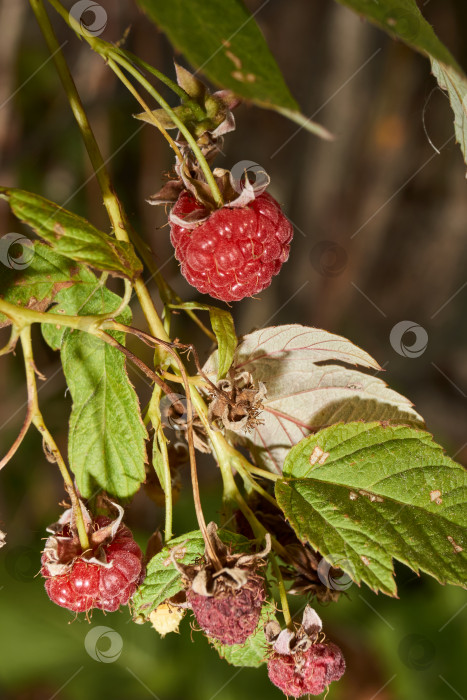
358, 489, 384, 503
231, 71, 256, 83
309, 446, 330, 466
53, 222, 65, 239
430, 489, 443, 504
447, 536, 463, 554
225, 50, 242, 70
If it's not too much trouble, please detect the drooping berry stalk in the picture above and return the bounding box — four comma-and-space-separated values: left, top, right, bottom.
20, 327, 90, 551
270, 553, 293, 629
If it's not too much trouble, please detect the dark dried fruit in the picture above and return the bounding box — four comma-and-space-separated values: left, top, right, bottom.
187, 571, 266, 645
172, 522, 270, 645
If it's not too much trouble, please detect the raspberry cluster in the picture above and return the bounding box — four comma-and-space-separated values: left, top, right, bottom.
169, 191, 293, 302
42, 515, 143, 613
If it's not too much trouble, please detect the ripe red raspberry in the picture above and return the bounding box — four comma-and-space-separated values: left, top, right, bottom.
169, 191, 293, 302
41, 513, 144, 614
187, 571, 266, 645
267, 643, 345, 698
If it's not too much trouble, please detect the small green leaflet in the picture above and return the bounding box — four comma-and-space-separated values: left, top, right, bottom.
42, 266, 127, 349
0, 243, 84, 327
133, 531, 205, 618
135, 0, 331, 140
213, 603, 278, 668
134, 529, 253, 618
276, 422, 467, 596
334, 0, 467, 166
42, 268, 147, 499
170, 303, 237, 380
0, 187, 143, 280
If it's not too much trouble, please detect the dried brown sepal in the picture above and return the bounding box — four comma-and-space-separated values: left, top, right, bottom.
171, 521, 271, 597
170, 523, 271, 645
265, 605, 324, 656
208, 370, 266, 433
41, 499, 124, 575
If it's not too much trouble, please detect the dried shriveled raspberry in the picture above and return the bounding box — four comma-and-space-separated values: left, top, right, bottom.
171, 522, 270, 646
169, 191, 293, 302
267, 643, 345, 698
187, 571, 265, 645
41, 506, 143, 614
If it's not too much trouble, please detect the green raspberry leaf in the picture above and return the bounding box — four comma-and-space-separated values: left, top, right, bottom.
0, 242, 85, 327
0, 188, 142, 280
135, 0, 331, 140
42, 267, 147, 499
276, 422, 467, 596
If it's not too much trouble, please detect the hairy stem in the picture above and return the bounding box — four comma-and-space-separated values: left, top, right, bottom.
148, 386, 173, 542
190, 388, 289, 560
270, 553, 292, 628
46, 0, 224, 207
20, 327, 90, 550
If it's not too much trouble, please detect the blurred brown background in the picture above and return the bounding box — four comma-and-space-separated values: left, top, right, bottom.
0, 1, 466, 699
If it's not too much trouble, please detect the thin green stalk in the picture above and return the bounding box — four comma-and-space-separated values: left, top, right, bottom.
117, 48, 200, 108
270, 553, 292, 628
190, 387, 289, 560
233, 458, 280, 509
109, 51, 224, 207
46, 0, 223, 207
148, 385, 173, 542
20, 327, 90, 551
108, 57, 183, 160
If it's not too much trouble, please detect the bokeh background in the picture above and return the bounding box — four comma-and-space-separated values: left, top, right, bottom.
0, 0, 466, 699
